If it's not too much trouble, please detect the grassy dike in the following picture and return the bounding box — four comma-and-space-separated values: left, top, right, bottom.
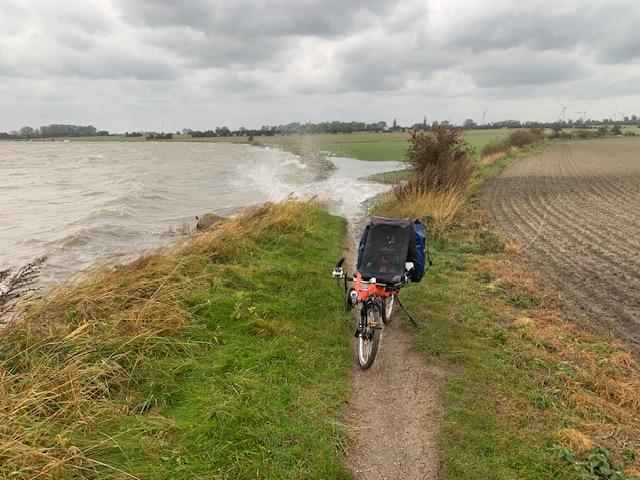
384, 146, 640, 479
0, 202, 353, 479
5, 135, 640, 479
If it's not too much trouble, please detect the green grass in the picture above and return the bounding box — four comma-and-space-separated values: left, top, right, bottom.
463, 128, 513, 153
404, 243, 640, 478
7, 131, 640, 478
144, 218, 353, 479
0, 202, 354, 479
396, 239, 561, 478
281, 129, 526, 161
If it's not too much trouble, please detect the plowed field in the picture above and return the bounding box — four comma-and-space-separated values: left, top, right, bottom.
482, 138, 640, 354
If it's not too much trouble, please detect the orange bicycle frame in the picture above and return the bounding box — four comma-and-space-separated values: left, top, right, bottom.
354, 273, 397, 304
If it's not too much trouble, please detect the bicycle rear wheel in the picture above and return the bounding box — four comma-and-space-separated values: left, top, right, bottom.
357, 307, 381, 370
382, 294, 396, 324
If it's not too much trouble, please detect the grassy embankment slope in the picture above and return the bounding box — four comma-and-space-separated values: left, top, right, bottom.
3, 130, 640, 479
1, 203, 354, 479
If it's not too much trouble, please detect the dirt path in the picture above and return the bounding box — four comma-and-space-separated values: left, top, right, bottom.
482, 138, 640, 355
341, 218, 447, 480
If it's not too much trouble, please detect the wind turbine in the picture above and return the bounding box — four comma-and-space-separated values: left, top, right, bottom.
572, 103, 592, 124
481, 107, 490, 126
616, 109, 631, 122
557, 98, 576, 122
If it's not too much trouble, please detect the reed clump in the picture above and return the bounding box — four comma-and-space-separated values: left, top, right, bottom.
0, 256, 47, 321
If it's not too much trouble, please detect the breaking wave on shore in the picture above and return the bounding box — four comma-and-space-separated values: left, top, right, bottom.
1, 141, 403, 285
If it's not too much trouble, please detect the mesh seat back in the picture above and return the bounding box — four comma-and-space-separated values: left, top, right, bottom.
357, 217, 411, 284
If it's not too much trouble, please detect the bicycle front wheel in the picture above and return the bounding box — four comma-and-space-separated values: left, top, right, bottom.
357, 308, 381, 370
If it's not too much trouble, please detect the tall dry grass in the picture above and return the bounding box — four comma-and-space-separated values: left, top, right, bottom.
475, 255, 640, 473
0, 200, 318, 479
378, 127, 475, 240
375, 188, 464, 240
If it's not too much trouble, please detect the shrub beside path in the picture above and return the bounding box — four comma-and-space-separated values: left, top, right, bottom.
341, 218, 447, 480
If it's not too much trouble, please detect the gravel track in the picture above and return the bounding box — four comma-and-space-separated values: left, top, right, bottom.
341, 218, 446, 480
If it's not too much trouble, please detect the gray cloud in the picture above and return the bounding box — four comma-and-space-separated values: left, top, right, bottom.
464, 49, 588, 88
115, 0, 396, 36
1, 0, 639, 132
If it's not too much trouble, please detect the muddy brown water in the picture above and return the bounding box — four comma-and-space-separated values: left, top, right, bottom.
0, 141, 403, 286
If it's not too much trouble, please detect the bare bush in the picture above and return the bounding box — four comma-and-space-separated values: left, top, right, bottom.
405, 127, 474, 173
481, 139, 511, 158
507, 129, 539, 148
399, 127, 475, 199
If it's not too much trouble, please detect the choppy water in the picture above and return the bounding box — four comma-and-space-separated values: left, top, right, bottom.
0, 141, 403, 285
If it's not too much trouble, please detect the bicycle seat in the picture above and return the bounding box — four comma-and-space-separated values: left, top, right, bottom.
356, 217, 412, 285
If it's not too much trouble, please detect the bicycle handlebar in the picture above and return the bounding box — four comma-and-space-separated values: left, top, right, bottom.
332, 257, 346, 279
332, 258, 412, 286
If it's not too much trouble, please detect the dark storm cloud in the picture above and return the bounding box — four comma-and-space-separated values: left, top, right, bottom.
439, 1, 640, 63
443, 7, 594, 53
420, 0, 640, 95
592, 4, 640, 64
335, 41, 413, 93
0, 1, 177, 82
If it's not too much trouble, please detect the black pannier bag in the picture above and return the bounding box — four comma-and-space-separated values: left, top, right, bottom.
357, 216, 427, 284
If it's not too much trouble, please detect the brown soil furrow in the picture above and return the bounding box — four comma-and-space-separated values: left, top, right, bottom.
486, 192, 640, 342
486, 144, 640, 260
535, 193, 639, 261
535, 243, 639, 325
483, 165, 554, 248
482, 139, 640, 355
531, 147, 640, 260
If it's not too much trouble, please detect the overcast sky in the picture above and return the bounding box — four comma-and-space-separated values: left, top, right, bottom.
2, 0, 639, 133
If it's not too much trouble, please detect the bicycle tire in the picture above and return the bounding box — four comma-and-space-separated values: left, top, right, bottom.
382, 294, 395, 324
357, 307, 381, 370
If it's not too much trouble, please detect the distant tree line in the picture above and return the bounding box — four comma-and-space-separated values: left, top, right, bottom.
2, 115, 639, 141
183, 119, 423, 139
0, 124, 111, 140
462, 115, 640, 130
146, 133, 173, 140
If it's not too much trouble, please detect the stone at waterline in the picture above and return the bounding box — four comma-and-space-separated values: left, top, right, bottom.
196, 213, 226, 230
